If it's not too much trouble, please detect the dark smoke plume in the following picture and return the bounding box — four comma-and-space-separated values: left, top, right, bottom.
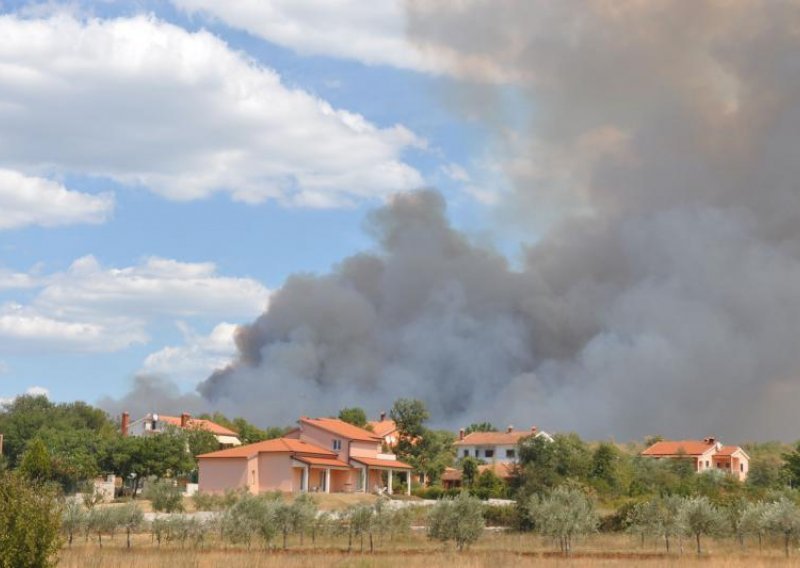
143, 1, 800, 440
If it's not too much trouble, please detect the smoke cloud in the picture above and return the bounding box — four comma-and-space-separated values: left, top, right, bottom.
136, 1, 800, 440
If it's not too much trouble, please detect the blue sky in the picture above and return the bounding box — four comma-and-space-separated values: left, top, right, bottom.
0, 0, 515, 404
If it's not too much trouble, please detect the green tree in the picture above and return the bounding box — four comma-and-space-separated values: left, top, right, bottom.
527, 487, 598, 555
118, 502, 144, 549
590, 442, 621, 491
18, 438, 53, 484
474, 468, 506, 499
461, 457, 479, 488
338, 407, 368, 428
0, 472, 62, 568
739, 500, 769, 551
464, 422, 497, 435
764, 497, 800, 557
782, 442, 800, 489
144, 479, 185, 513
428, 493, 485, 551
678, 496, 726, 555
61, 500, 85, 548
390, 398, 429, 440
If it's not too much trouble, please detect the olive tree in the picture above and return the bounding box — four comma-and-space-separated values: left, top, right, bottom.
739, 501, 769, 551
61, 500, 86, 548
678, 496, 726, 555
428, 493, 485, 551
527, 487, 598, 555
117, 502, 144, 549
763, 497, 800, 557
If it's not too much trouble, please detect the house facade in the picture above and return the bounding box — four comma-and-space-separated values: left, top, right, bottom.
123, 412, 242, 447
197, 416, 413, 495
454, 426, 553, 463
641, 437, 750, 481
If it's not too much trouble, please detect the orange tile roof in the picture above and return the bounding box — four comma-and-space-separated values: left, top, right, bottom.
197, 437, 335, 459
292, 455, 352, 469
715, 445, 747, 457
641, 440, 717, 457
300, 417, 382, 443
367, 419, 397, 438
441, 467, 461, 481
350, 456, 413, 469
159, 415, 238, 437
440, 462, 516, 482
454, 430, 535, 446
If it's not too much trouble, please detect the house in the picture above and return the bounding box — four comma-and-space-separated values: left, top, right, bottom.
367, 412, 399, 448
441, 462, 516, 490
454, 425, 553, 463
197, 416, 413, 495
641, 437, 750, 481
123, 411, 242, 447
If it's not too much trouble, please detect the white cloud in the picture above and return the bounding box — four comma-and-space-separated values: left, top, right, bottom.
0, 14, 423, 206
0, 255, 270, 353
0, 268, 39, 290
142, 321, 238, 384
0, 169, 113, 230
0, 385, 51, 407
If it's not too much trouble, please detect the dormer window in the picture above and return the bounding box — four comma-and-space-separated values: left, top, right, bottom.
332, 439, 342, 451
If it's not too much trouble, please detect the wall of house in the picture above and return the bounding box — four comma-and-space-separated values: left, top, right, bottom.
349, 440, 382, 458
198, 458, 248, 493
457, 444, 518, 462
298, 423, 342, 456
256, 453, 295, 493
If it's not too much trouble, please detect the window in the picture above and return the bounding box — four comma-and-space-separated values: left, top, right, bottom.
332, 439, 342, 451
705, 460, 709, 468
485, 449, 494, 458
716, 462, 722, 468
463, 449, 470, 457
506, 449, 515, 458
740, 463, 744, 472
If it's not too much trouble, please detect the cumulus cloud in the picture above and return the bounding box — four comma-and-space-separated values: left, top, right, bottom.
141, 322, 238, 385
0, 13, 423, 206
0, 256, 269, 353
0, 169, 113, 230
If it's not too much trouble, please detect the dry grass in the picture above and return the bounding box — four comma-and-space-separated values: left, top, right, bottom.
58, 532, 800, 567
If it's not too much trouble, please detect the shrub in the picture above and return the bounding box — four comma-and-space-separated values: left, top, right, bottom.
483, 504, 519, 527
428, 492, 485, 551
0, 472, 62, 568
527, 486, 599, 555
144, 479, 185, 513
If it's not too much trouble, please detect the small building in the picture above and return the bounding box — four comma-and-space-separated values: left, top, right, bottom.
198, 416, 413, 495
641, 437, 750, 481
123, 411, 242, 447
454, 425, 553, 463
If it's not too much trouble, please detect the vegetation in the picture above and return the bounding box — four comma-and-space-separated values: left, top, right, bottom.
144, 479, 185, 513
526, 487, 598, 555
338, 407, 369, 428
428, 493, 485, 551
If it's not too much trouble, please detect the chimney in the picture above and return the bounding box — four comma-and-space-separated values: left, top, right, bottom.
459, 428, 465, 440
121, 412, 130, 437
181, 412, 191, 428
507, 425, 514, 433
380, 411, 386, 422
531, 426, 538, 434
704, 436, 716, 445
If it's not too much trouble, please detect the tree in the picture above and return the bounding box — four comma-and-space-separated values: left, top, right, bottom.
763, 497, 800, 557
678, 496, 726, 555
461, 457, 479, 488
344, 504, 374, 552
739, 500, 769, 551
390, 398, 429, 440
782, 443, 800, 489
61, 500, 85, 548
144, 479, 185, 513
465, 422, 497, 435
118, 502, 144, 549
0, 472, 62, 568
390, 399, 454, 484
590, 442, 621, 491
428, 493, 485, 551
627, 499, 662, 547
474, 468, 506, 499
527, 487, 598, 555
338, 407, 368, 428
18, 438, 53, 484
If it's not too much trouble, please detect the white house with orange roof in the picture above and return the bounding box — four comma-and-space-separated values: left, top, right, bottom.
197, 416, 413, 495
641, 437, 750, 481
454, 425, 553, 463
124, 411, 241, 447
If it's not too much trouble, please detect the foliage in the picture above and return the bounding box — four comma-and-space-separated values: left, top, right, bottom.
483, 504, 519, 527
678, 496, 727, 555
390, 398, 429, 439
526, 486, 599, 555
117, 502, 144, 549
61, 500, 85, 547
196, 412, 289, 445
472, 468, 508, 499
0, 472, 61, 568
390, 399, 455, 483
763, 496, 800, 557
464, 422, 497, 435
18, 438, 53, 484
461, 457, 479, 487
338, 407, 368, 428
428, 492, 485, 551
144, 479, 185, 513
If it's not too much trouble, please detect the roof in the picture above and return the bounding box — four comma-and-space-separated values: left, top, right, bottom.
293, 455, 352, 469
158, 415, 238, 437
715, 445, 749, 459
441, 462, 516, 482
641, 440, 718, 457
454, 430, 537, 446
367, 419, 397, 438
350, 456, 413, 469
197, 437, 335, 459
300, 417, 382, 443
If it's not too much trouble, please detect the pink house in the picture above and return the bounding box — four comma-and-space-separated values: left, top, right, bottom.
641, 437, 750, 481
198, 416, 413, 495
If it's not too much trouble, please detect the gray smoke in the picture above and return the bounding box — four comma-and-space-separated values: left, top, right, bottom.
196, 1, 800, 440
99, 375, 209, 421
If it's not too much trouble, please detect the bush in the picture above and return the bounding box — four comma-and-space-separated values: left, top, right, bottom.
428, 492, 485, 551
526, 486, 599, 555
145, 479, 185, 513
0, 472, 62, 568
483, 504, 519, 527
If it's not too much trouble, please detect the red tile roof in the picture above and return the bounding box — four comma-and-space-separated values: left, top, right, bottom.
350, 456, 413, 469
292, 455, 352, 469
367, 419, 397, 438
641, 440, 717, 457
715, 445, 747, 457
197, 437, 334, 459
454, 430, 535, 446
300, 417, 382, 443
159, 415, 238, 437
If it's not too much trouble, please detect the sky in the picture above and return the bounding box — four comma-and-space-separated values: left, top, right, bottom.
0, 0, 511, 405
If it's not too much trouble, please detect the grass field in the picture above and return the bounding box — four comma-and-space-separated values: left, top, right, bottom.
58, 531, 800, 567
